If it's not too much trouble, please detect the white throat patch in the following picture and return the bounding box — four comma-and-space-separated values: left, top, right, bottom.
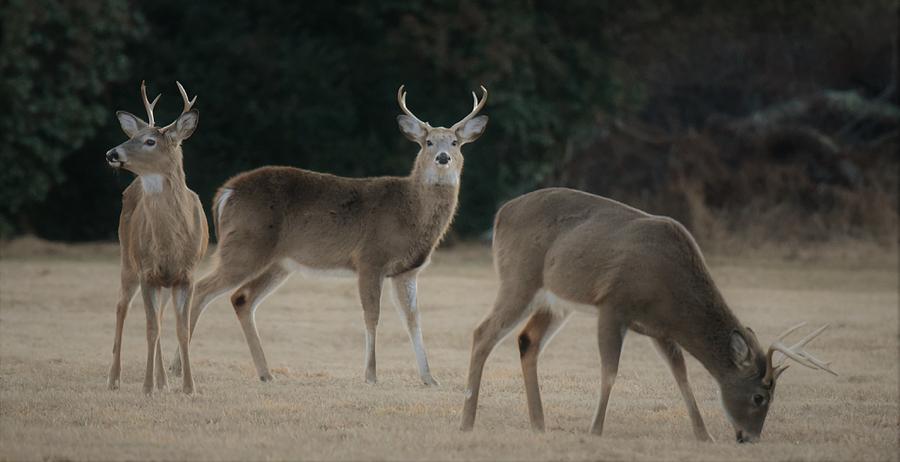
141, 175, 165, 194
424, 169, 460, 186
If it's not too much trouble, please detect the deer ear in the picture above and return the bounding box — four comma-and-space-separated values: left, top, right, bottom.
167, 109, 199, 142
116, 111, 148, 138
457, 115, 488, 144
730, 330, 753, 367
397, 115, 427, 143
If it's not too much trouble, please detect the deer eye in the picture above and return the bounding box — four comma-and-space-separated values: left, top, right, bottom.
752, 394, 767, 407
145, 139, 156, 146
451, 140, 458, 146
426, 140, 433, 147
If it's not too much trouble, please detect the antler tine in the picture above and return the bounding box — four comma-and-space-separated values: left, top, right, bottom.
764, 323, 837, 383
397, 84, 427, 127
175, 81, 198, 113
161, 81, 198, 132
140, 80, 161, 127
790, 323, 829, 348
767, 321, 807, 366
451, 85, 488, 131
771, 343, 820, 369
777, 321, 808, 341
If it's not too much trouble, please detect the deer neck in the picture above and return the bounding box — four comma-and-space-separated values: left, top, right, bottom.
673, 299, 746, 383
407, 163, 461, 238
138, 165, 191, 205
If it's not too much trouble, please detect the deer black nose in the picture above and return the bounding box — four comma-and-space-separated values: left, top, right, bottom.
106, 149, 119, 161
435, 152, 451, 165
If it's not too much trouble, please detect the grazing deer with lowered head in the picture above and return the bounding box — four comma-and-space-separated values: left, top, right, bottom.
170, 86, 488, 385
460, 187, 836, 442
106, 81, 208, 395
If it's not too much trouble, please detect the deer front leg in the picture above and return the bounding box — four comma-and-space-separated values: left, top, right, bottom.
108, 278, 138, 390
358, 271, 384, 384
590, 312, 625, 436
390, 272, 438, 386
172, 283, 195, 394
140, 283, 163, 395
652, 338, 713, 442
154, 294, 169, 391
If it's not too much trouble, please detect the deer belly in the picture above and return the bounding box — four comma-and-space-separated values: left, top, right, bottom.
532, 288, 597, 315
280, 258, 356, 279
142, 266, 190, 287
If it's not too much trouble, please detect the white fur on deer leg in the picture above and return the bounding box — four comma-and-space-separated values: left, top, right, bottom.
364, 329, 377, 384
174, 286, 190, 315
141, 174, 165, 194
390, 275, 437, 385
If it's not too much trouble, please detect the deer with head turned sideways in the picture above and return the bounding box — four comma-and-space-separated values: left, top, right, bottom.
105, 81, 208, 395
460, 187, 836, 442
170, 86, 488, 385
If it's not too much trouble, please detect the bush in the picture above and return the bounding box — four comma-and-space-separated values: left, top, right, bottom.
0, 0, 145, 236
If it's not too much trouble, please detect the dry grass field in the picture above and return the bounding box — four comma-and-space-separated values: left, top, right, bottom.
1, 239, 897, 461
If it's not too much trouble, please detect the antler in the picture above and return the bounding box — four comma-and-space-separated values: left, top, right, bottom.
140, 80, 161, 127
397, 85, 429, 128
450, 85, 488, 131
763, 322, 837, 384
161, 81, 198, 132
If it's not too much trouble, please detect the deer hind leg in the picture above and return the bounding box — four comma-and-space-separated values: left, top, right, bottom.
170, 260, 255, 376
140, 283, 164, 395
230, 264, 291, 382
518, 308, 572, 432
460, 284, 539, 431
652, 337, 713, 442
389, 271, 438, 386
589, 309, 626, 436
108, 276, 139, 390
154, 292, 170, 390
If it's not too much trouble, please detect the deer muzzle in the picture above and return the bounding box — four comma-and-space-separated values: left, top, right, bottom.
106, 148, 125, 167
735, 429, 759, 444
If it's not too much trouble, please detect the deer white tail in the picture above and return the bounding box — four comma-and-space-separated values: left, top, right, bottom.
213, 188, 234, 238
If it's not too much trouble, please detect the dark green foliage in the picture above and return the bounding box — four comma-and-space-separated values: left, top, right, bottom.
0, 0, 145, 235
2, 0, 896, 242
8, 0, 620, 239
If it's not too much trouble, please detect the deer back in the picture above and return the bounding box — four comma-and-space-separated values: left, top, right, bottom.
213, 166, 457, 275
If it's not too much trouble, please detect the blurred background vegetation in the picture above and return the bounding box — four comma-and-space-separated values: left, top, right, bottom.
1, 0, 897, 248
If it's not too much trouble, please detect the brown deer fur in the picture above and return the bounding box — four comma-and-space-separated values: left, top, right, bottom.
460, 187, 834, 443
106, 81, 208, 395
170, 86, 488, 385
